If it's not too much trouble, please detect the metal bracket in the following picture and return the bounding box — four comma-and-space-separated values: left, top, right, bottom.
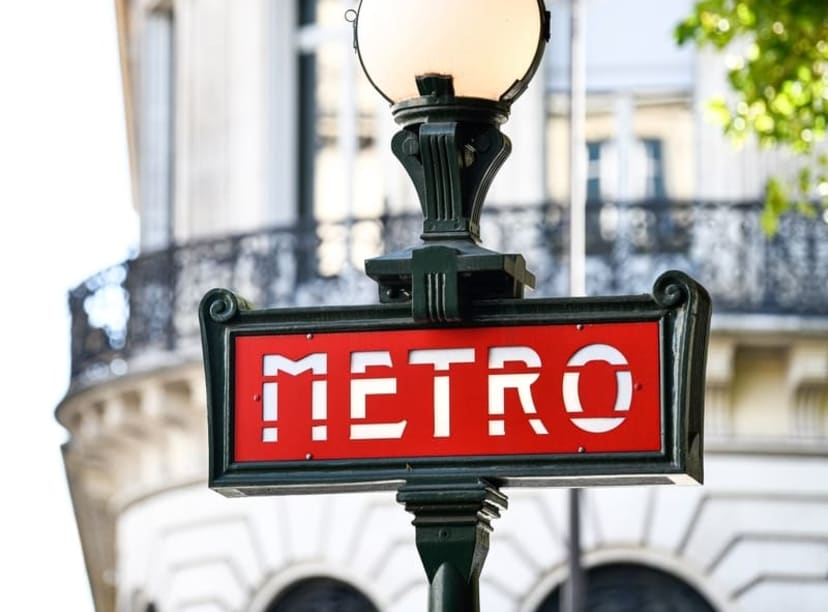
398, 480, 507, 612
365, 78, 535, 322
412, 246, 461, 322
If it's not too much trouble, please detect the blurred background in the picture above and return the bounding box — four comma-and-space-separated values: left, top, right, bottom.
0, 2, 135, 611
4, 1, 826, 611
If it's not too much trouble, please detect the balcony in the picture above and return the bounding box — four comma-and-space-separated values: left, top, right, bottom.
68, 200, 828, 391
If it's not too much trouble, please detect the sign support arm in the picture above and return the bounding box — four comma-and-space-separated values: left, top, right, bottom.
397, 480, 507, 612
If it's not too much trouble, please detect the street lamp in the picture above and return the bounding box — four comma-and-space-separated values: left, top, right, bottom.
200, 8, 710, 612
350, 3, 551, 610
200, 6, 710, 612
351, 0, 550, 322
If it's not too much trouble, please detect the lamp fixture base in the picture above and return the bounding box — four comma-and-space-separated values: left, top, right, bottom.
366, 75, 535, 322
366, 242, 534, 323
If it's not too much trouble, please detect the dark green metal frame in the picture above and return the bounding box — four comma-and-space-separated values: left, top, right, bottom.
200, 270, 710, 498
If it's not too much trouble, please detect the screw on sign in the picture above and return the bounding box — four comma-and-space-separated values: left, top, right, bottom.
233, 321, 662, 463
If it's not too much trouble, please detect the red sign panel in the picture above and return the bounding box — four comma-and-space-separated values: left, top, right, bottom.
234, 321, 661, 462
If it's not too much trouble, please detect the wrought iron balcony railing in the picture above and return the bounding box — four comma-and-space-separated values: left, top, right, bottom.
68, 200, 828, 389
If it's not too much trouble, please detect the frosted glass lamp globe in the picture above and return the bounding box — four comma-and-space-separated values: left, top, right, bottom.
354, 0, 547, 104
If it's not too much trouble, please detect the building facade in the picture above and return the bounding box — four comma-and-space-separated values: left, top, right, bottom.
58, 1, 828, 611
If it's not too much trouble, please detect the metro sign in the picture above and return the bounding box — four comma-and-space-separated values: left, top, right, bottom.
234, 323, 660, 461
201, 271, 710, 496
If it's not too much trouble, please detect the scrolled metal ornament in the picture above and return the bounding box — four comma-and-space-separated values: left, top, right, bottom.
653, 270, 693, 308
204, 288, 249, 323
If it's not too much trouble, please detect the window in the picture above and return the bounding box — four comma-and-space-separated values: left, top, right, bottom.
295, 0, 392, 276
266, 577, 378, 612
139, 6, 175, 251
296, 0, 384, 225
585, 140, 604, 202
582, 137, 666, 203
546, 92, 690, 204
535, 563, 716, 612
641, 138, 666, 200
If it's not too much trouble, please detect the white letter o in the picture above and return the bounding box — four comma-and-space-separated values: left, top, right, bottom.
562, 343, 632, 433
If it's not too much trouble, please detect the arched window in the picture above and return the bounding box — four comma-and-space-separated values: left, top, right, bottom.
266, 576, 379, 612
536, 562, 716, 612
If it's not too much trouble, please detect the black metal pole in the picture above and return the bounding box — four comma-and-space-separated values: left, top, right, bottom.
398, 480, 507, 612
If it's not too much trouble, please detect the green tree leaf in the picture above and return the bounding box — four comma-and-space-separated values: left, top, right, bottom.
676, 0, 828, 233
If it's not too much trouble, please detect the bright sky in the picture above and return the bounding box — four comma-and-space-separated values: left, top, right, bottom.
0, 2, 137, 610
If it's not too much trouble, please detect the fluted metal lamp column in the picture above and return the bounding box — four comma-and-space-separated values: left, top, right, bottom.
352, 0, 550, 322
